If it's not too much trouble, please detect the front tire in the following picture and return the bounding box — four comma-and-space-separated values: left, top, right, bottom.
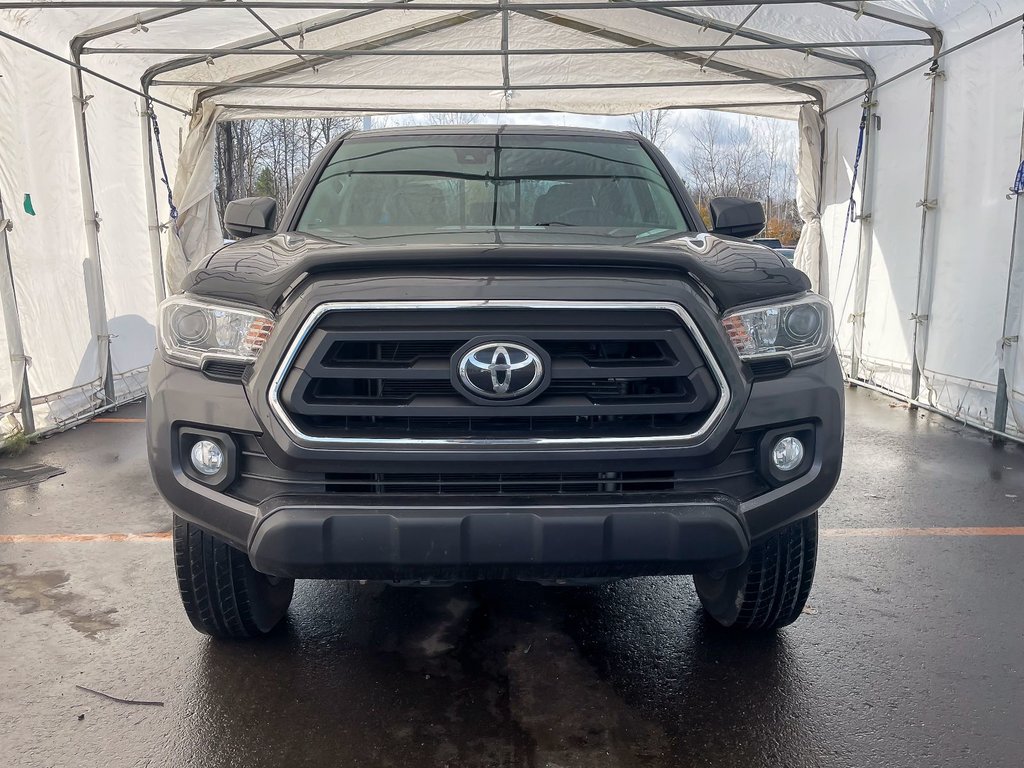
173, 514, 294, 639
693, 513, 817, 630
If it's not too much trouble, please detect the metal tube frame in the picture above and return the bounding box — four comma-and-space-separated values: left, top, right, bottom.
698, 2, 760, 71
152, 74, 864, 90
513, 10, 829, 105
136, 5, 402, 87
82, 39, 934, 56
993, 182, 1024, 439
239, 4, 320, 73
0, 0, 963, 9
59, 0, 903, 116
8, 0, 991, 444
824, 14, 1017, 114
0, 188, 35, 434
909, 53, 945, 404
141, 94, 168, 303
70, 62, 116, 408
212, 99, 816, 113
0, 29, 188, 114
993, 26, 1024, 440
186, 9, 488, 107
609, 0, 877, 81
847, 93, 876, 381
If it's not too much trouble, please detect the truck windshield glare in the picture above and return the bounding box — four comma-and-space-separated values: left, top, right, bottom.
296, 135, 690, 235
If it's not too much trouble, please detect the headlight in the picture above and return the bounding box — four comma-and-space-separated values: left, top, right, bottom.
158, 296, 274, 369
721, 294, 832, 364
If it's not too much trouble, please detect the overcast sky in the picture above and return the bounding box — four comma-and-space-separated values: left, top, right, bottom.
395, 110, 767, 176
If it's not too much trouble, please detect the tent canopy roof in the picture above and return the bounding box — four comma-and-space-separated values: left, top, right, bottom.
5, 1, 1006, 120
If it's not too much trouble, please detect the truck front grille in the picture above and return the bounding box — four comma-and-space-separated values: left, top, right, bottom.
227, 432, 768, 502
269, 302, 728, 445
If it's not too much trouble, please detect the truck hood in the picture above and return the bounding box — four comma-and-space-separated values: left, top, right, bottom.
182, 229, 810, 312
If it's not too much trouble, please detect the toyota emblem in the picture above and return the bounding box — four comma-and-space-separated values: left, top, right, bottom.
455, 341, 546, 401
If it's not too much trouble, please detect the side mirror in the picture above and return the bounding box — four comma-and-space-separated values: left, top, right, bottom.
709, 197, 766, 239
223, 197, 277, 239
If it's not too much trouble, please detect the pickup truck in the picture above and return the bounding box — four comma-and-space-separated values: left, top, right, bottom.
148, 125, 843, 639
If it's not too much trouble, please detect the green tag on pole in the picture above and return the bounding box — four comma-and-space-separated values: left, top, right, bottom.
23, 194, 35, 216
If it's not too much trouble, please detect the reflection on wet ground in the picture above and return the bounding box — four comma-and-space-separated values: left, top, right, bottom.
2, 390, 1023, 767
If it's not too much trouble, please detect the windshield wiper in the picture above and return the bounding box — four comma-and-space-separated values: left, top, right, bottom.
535, 221, 582, 227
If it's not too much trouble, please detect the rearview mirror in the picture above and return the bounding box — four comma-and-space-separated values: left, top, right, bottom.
709, 197, 766, 239
224, 196, 277, 239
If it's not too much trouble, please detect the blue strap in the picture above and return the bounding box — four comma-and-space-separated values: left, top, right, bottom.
1012, 160, 1024, 197
836, 102, 870, 270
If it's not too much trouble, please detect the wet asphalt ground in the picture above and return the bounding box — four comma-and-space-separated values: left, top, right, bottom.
1, 387, 1022, 767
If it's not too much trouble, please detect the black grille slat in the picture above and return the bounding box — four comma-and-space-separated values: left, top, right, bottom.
313, 414, 691, 437
227, 432, 769, 502
278, 308, 721, 441
324, 338, 675, 367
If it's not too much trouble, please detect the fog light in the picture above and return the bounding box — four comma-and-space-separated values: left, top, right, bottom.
190, 439, 224, 476
771, 436, 804, 472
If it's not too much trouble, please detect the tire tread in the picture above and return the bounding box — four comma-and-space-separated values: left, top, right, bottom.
172, 515, 290, 639
696, 514, 818, 630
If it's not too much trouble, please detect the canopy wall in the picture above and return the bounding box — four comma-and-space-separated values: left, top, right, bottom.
0, 1, 1022, 439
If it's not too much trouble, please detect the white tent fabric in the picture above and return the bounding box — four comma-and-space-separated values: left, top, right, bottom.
1, 1, 1023, 439
164, 102, 224, 296
793, 103, 824, 294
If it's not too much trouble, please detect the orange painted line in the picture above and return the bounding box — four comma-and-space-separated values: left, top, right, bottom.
0, 528, 1022, 544
91, 417, 145, 423
821, 527, 1024, 538
0, 531, 171, 544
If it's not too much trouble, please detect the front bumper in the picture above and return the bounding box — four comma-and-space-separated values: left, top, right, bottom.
148, 350, 844, 581
249, 497, 748, 580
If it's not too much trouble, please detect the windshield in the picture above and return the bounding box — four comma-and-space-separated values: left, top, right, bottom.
296, 133, 691, 238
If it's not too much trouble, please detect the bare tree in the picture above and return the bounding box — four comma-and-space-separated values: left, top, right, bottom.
680, 111, 799, 241
629, 110, 677, 148
405, 112, 481, 126
214, 115, 361, 229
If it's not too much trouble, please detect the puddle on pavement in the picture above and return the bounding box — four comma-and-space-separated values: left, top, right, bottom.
0, 563, 118, 638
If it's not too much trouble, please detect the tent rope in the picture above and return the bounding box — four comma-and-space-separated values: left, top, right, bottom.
146, 100, 179, 225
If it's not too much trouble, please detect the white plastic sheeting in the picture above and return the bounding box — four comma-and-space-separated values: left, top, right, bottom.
0, 1, 1023, 438
164, 103, 224, 295
793, 103, 824, 294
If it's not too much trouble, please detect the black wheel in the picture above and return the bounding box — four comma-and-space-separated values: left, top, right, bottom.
693, 513, 817, 630
173, 514, 294, 639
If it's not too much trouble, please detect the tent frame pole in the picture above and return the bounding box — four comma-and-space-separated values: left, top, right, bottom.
993, 190, 1024, 440
0, 29, 187, 115
993, 47, 1024, 440
0, 189, 35, 435
0, 0, 953, 9
83, 39, 934, 56
909, 47, 945, 405
212, 100, 816, 112
152, 74, 864, 90
138, 6, 408, 87
141, 95, 168, 303
70, 62, 115, 409
824, 14, 1017, 115
848, 92, 877, 381
611, 1, 875, 80
187, 9, 485, 106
